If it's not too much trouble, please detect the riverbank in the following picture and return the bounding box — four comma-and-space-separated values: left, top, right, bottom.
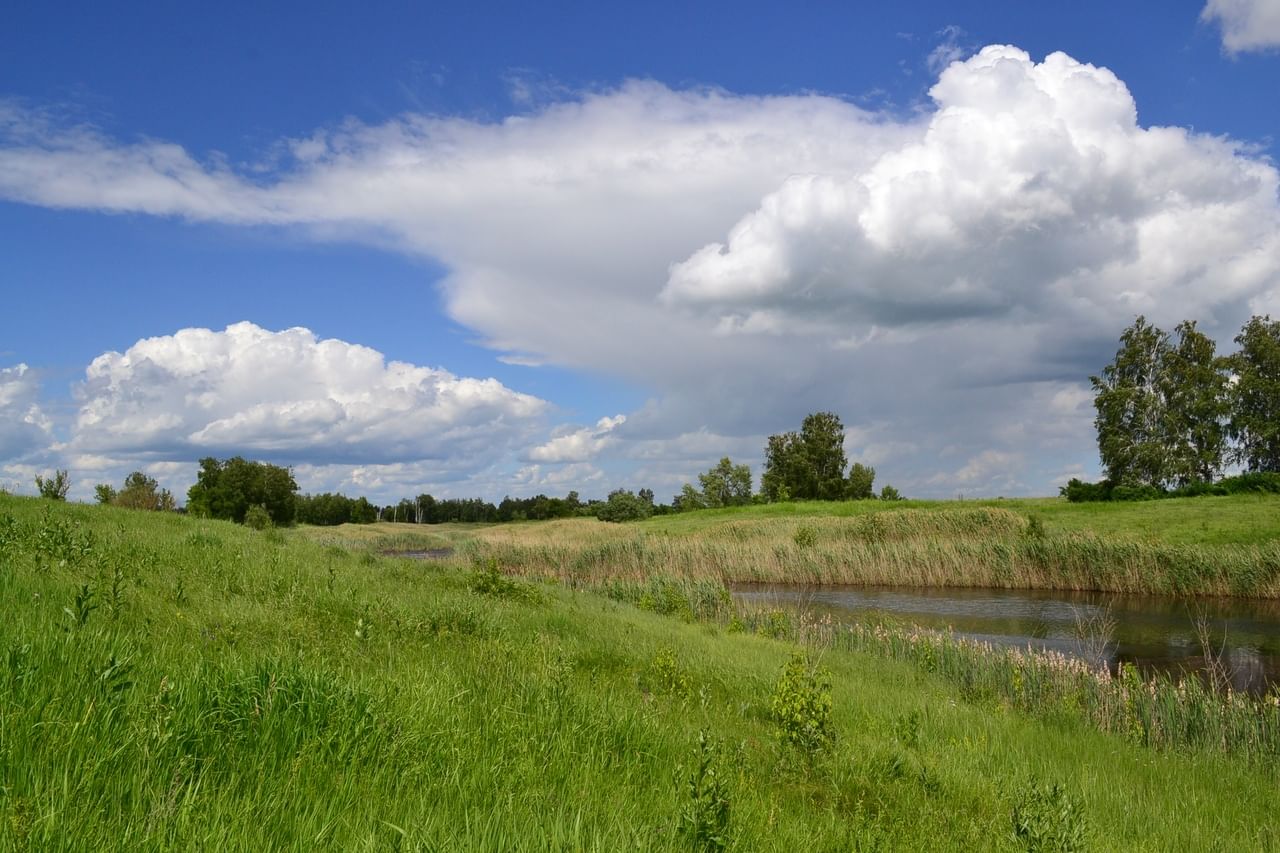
3, 494, 1278, 849
450, 497, 1280, 598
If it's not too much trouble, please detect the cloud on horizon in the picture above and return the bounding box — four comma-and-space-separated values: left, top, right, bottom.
2, 43, 1278, 500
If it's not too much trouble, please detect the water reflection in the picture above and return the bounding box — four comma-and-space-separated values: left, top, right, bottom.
731, 584, 1280, 695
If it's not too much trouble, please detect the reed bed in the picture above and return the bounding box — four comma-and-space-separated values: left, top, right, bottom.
596, 574, 1280, 763
461, 509, 1280, 597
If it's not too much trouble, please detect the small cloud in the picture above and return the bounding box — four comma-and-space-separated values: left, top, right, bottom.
926, 25, 969, 74
1202, 0, 1280, 53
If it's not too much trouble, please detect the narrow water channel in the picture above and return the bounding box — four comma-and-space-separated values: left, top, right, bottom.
731, 584, 1280, 696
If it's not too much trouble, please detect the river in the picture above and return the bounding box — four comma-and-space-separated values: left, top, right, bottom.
731, 584, 1280, 695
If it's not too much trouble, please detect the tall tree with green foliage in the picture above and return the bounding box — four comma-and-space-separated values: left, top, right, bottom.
800, 412, 849, 500
1228, 315, 1280, 473
186, 457, 298, 525
846, 462, 876, 500
762, 412, 849, 501
696, 457, 753, 508
761, 432, 802, 502
1090, 317, 1172, 487
1159, 321, 1229, 486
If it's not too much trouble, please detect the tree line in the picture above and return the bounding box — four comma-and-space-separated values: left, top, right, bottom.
30, 412, 904, 526
1068, 314, 1280, 501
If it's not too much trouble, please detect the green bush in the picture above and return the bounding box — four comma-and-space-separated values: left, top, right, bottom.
595, 489, 653, 523
244, 504, 273, 530
770, 653, 834, 757
1059, 478, 1112, 502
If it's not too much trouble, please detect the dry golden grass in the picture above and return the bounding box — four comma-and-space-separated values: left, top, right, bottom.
456, 507, 1280, 597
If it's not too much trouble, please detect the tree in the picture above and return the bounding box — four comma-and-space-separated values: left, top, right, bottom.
186, 457, 298, 525
1228, 315, 1280, 473
879, 484, 902, 501
1159, 321, 1229, 486
846, 463, 876, 500
696, 457, 753, 508
595, 489, 652, 522
34, 470, 69, 501
1090, 317, 1172, 487
113, 471, 175, 511
761, 432, 804, 502
762, 412, 849, 501
94, 483, 118, 505
674, 483, 707, 512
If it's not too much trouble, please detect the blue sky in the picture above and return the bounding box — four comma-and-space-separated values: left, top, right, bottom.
2, 0, 1278, 503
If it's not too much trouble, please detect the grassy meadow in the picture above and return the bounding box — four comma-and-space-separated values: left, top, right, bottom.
445, 495, 1280, 597
3, 493, 1280, 850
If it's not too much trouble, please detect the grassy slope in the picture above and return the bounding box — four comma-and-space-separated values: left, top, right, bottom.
2, 495, 1277, 850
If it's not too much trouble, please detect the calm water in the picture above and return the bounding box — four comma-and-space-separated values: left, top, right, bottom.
731, 584, 1280, 695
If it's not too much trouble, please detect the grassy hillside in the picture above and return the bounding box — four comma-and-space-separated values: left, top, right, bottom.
449, 495, 1280, 597
2, 494, 1278, 850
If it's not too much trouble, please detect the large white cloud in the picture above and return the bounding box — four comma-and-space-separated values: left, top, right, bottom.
2, 46, 1278, 497
665, 46, 1279, 338
72, 322, 548, 465
1202, 0, 1280, 52
0, 364, 52, 461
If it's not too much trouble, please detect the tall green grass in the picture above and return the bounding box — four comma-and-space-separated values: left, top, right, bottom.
3, 494, 1279, 850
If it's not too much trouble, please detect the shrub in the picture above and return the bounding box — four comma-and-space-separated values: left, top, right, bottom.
770, 653, 834, 757
244, 504, 273, 530
595, 489, 653, 522
792, 525, 817, 548
1058, 478, 1112, 502
34, 470, 70, 501
1110, 484, 1164, 502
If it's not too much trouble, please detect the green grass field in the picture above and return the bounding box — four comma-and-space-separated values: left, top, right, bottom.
3, 494, 1279, 850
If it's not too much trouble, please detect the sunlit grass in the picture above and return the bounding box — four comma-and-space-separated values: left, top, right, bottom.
3, 494, 1278, 850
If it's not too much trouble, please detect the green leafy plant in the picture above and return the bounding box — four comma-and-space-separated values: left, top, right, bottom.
792, 525, 817, 548
1012, 781, 1087, 852
644, 645, 691, 701
244, 504, 274, 530
64, 583, 98, 628
468, 557, 539, 602
677, 731, 732, 852
770, 653, 834, 757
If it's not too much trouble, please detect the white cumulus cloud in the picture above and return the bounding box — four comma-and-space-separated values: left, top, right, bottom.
71, 322, 549, 465
664, 46, 1279, 339
0, 364, 53, 461
527, 414, 626, 463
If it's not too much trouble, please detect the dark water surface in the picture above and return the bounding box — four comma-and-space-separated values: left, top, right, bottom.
731, 584, 1280, 695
